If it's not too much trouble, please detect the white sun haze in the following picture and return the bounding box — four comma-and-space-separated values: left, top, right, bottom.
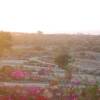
0, 0, 100, 34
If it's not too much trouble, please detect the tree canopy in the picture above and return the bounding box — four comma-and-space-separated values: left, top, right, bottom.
55, 53, 72, 70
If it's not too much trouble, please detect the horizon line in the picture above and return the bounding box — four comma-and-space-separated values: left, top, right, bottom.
0, 30, 100, 35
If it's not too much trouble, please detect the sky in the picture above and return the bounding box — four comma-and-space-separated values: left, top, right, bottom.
0, 0, 100, 34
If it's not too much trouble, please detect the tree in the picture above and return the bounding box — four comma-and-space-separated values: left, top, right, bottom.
55, 53, 74, 82
37, 30, 43, 35
55, 53, 72, 70
0, 31, 12, 56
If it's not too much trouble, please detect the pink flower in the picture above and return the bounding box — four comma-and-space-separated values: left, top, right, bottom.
10, 70, 29, 79
71, 79, 80, 85
27, 86, 43, 95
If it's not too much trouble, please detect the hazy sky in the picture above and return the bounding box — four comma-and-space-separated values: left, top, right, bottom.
0, 0, 100, 33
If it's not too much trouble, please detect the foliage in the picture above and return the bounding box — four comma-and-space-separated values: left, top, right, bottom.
0, 31, 12, 56
55, 53, 72, 69
0, 83, 99, 100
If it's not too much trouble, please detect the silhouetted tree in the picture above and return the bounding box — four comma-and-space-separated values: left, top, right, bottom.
37, 30, 43, 35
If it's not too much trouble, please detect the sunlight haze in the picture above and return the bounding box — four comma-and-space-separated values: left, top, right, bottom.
0, 0, 100, 34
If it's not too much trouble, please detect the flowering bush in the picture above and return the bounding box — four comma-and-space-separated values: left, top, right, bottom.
0, 64, 99, 100
0, 83, 99, 100
10, 70, 30, 80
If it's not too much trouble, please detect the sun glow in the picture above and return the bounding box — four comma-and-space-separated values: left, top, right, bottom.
0, 0, 100, 33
